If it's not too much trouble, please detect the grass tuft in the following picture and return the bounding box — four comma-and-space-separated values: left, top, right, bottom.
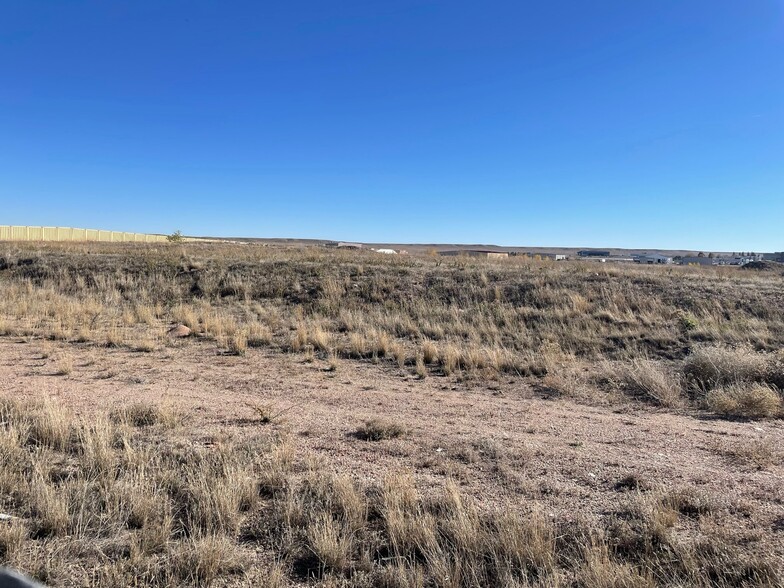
706, 383, 782, 419
355, 419, 406, 441
111, 402, 178, 427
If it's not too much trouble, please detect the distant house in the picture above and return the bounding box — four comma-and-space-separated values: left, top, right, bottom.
439, 249, 509, 259
763, 252, 784, 262
337, 242, 363, 249
634, 253, 672, 265
577, 250, 610, 257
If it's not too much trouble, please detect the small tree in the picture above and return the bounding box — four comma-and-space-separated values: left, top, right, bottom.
167, 230, 183, 243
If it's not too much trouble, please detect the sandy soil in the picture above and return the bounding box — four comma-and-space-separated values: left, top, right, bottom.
1, 337, 782, 556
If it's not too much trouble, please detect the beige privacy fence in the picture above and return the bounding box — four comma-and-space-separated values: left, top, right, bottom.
0, 226, 168, 243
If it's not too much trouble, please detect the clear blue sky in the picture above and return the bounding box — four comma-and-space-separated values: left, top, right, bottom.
1, 1, 782, 250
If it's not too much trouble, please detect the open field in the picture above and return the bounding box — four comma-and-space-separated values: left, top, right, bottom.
0, 242, 783, 586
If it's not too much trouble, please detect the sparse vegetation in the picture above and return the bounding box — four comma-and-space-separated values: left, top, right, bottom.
0, 243, 781, 390
683, 345, 769, 392
0, 242, 783, 586
52, 354, 73, 376
712, 437, 782, 470
245, 402, 294, 425
110, 402, 179, 428
326, 350, 340, 371
706, 383, 782, 419
0, 244, 782, 425
227, 329, 248, 356
0, 399, 780, 587
414, 354, 427, 379
619, 359, 684, 407
355, 418, 406, 441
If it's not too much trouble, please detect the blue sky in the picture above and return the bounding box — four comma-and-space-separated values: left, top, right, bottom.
1, 1, 782, 250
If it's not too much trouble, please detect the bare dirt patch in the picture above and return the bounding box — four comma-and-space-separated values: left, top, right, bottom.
1, 337, 782, 585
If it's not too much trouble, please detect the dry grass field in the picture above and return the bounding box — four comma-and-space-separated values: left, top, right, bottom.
0, 242, 783, 587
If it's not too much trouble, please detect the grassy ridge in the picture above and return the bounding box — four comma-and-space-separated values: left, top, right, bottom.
1, 242, 783, 417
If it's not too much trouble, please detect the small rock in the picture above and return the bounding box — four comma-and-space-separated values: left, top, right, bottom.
167, 324, 191, 338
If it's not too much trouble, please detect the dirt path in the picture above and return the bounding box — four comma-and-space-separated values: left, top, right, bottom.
1, 337, 782, 552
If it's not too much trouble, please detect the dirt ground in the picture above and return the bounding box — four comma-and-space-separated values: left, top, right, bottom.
2, 336, 783, 561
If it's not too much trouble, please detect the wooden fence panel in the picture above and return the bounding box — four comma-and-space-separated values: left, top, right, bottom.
11, 227, 29, 240
0, 226, 168, 243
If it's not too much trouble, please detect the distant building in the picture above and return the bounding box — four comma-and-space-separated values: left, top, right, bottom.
374, 248, 397, 255
634, 253, 672, 265
577, 250, 610, 257
337, 242, 363, 249
439, 249, 509, 259
717, 256, 758, 266
530, 253, 568, 261
763, 252, 784, 262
